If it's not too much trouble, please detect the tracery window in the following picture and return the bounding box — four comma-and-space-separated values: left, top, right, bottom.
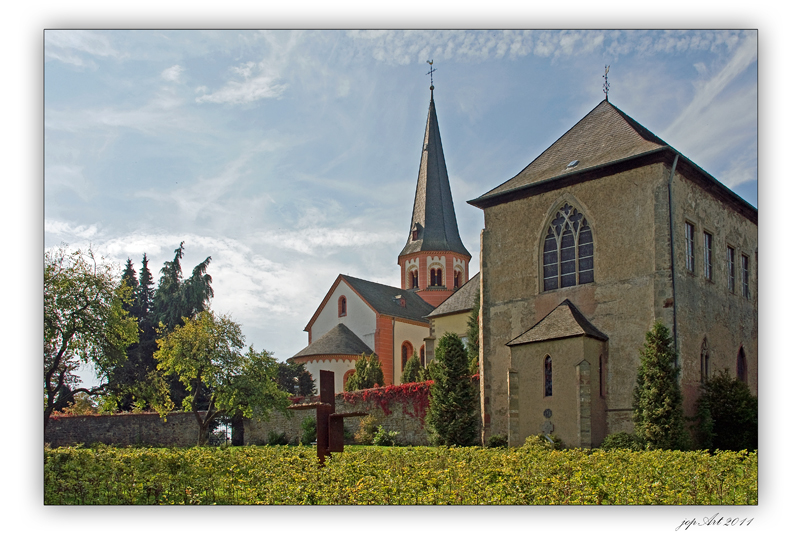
544, 355, 553, 397
543, 203, 594, 291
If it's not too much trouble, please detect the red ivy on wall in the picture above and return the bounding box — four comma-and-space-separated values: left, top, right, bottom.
340, 381, 433, 423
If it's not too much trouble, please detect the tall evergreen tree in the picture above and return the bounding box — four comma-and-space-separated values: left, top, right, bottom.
120, 258, 139, 314
401, 352, 423, 383
345, 353, 385, 391
466, 291, 480, 376
632, 322, 690, 450
426, 332, 479, 446
276, 361, 316, 396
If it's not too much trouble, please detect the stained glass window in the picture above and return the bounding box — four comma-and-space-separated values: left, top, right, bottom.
542, 203, 593, 291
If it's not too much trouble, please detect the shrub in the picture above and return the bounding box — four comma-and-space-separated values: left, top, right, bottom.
355, 414, 379, 445
401, 353, 423, 383
601, 432, 645, 451
695, 370, 758, 451
345, 353, 385, 391
300, 416, 316, 445
522, 433, 564, 450
486, 434, 508, 448
267, 431, 289, 446
372, 426, 399, 446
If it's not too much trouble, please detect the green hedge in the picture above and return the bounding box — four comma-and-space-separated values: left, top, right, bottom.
44, 445, 757, 505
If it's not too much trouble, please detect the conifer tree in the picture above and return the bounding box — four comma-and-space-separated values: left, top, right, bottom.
632, 322, 690, 450
426, 332, 478, 446
695, 369, 758, 451
401, 352, 423, 383
120, 258, 139, 315
344, 353, 385, 391
466, 291, 480, 375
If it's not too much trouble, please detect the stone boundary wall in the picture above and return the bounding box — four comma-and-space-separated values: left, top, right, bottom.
45, 411, 204, 447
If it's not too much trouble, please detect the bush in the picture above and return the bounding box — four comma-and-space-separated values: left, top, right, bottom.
355, 414, 379, 445
345, 353, 385, 391
601, 432, 645, 451
695, 370, 757, 451
486, 434, 508, 448
522, 433, 563, 450
300, 416, 316, 445
401, 353, 423, 383
372, 426, 399, 446
267, 431, 289, 446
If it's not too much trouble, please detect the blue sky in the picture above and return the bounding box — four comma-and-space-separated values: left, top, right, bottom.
44, 29, 758, 378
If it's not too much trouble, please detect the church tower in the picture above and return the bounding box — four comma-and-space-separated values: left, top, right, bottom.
398, 87, 471, 307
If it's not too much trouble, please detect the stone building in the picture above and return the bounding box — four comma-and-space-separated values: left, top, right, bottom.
425, 273, 479, 358
291, 88, 471, 392
468, 99, 757, 448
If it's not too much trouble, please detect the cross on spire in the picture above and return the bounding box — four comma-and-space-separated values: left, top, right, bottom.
427, 60, 436, 93
603, 65, 610, 101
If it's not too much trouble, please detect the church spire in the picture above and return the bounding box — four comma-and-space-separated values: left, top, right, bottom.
399, 92, 470, 259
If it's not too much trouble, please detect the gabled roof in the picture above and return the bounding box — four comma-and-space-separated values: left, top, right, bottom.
426, 273, 480, 318
399, 93, 470, 259
507, 299, 608, 347
304, 274, 435, 332
290, 323, 372, 360
468, 100, 756, 223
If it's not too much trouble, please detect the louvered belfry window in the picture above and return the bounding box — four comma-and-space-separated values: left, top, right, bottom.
543, 203, 594, 291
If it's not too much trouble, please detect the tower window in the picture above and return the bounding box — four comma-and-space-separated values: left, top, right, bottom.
543, 203, 593, 291
409, 269, 419, 289
412, 230, 418, 240
338, 296, 347, 317
454, 271, 461, 288
544, 355, 553, 397
685, 222, 695, 273
430, 268, 443, 287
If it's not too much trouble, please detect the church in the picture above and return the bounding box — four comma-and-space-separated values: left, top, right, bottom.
290, 84, 757, 449
289, 86, 472, 392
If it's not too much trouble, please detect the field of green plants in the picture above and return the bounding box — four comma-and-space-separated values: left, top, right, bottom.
44, 445, 757, 505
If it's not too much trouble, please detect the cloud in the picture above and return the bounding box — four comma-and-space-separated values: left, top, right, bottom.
45, 30, 119, 67
196, 60, 287, 104
161, 65, 184, 83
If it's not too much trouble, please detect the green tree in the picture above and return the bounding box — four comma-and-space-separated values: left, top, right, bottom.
344, 353, 384, 391
401, 352, 423, 383
426, 332, 479, 446
44, 247, 139, 428
153, 311, 289, 445
275, 361, 316, 397
632, 322, 690, 450
153, 242, 214, 331
466, 291, 480, 375
695, 369, 758, 451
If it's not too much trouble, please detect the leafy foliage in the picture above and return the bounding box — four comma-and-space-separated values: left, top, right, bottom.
601, 432, 645, 451
694, 370, 758, 451
373, 426, 399, 446
466, 290, 480, 375
300, 416, 316, 445
153, 311, 290, 445
276, 361, 316, 397
44, 247, 139, 427
344, 353, 384, 391
45, 446, 758, 505
426, 332, 479, 446
632, 322, 690, 450
400, 352, 423, 383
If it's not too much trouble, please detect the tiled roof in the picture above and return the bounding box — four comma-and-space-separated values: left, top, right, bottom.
426, 273, 480, 318
290, 323, 373, 360
472, 100, 668, 203
399, 94, 471, 259
507, 299, 608, 346
342, 275, 435, 323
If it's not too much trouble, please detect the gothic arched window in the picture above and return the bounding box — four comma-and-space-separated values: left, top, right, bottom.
543, 203, 594, 291
737, 347, 747, 382
339, 296, 347, 317
544, 355, 553, 397
409, 269, 419, 289
700, 337, 710, 383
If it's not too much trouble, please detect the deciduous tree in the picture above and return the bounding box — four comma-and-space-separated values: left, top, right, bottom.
44, 247, 139, 428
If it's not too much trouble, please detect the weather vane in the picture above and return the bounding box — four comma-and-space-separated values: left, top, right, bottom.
603, 65, 610, 101
427, 60, 436, 91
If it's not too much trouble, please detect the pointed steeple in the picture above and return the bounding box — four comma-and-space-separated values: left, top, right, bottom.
399, 93, 470, 259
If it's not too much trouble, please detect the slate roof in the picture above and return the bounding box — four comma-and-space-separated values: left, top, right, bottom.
399, 93, 471, 259
507, 299, 608, 347
342, 275, 435, 323
290, 323, 373, 360
468, 100, 756, 223
426, 273, 480, 318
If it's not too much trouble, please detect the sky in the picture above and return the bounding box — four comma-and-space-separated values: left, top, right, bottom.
43, 29, 759, 384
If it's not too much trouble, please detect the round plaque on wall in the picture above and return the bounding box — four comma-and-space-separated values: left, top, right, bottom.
543, 409, 552, 419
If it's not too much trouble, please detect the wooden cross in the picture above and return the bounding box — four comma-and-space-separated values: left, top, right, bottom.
288, 370, 367, 464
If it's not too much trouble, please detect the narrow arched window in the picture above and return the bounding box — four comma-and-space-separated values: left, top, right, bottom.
737, 347, 747, 382
543, 203, 593, 291
339, 296, 347, 317
454, 271, 461, 288
409, 269, 419, 289
544, 355, 553, 397
430, 268, 443, 287
401, 342, 412, 370
420, 345, 425, 366
700, 337, 709, 383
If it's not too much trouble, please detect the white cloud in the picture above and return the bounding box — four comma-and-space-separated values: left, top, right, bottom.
44, 30, 118, 67
196, 59, 287, 105
161, 65, 184, 83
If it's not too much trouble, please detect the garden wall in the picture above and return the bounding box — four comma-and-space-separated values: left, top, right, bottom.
45, 411, 203, 447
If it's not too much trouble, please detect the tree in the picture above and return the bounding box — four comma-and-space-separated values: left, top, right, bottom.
153, 311, 289, 445
344, 353, 384, 391
401, 352, 423, 383
695, 370, 758, 451
426, 332, 479, 446
44, 247, 139, 428
276, 361, 316, 397
632, 322, 690, 450
153, 242, 213, 332
466, 291, 480, 376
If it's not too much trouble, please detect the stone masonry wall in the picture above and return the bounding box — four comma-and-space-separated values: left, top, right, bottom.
45, 411, 203, 447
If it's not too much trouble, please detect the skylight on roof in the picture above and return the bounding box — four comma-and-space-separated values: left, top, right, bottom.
566, 160, 579, 169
